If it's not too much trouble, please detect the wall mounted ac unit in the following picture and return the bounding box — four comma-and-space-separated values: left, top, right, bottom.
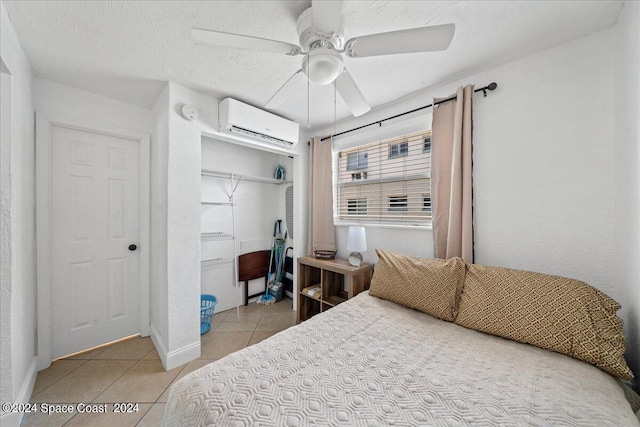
219, 98, 299, 149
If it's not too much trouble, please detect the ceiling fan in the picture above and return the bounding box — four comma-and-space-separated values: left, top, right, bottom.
192, 0, 455, 118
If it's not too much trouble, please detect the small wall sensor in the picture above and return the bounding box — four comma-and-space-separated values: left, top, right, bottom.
181, 104, 199, 121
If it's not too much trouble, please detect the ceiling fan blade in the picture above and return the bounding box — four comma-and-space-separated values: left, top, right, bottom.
344, 23, 455, 58
265, 70, 306, 109
334, 69, 370, 117
192, 28, 302, 56
312, 0, 344, 37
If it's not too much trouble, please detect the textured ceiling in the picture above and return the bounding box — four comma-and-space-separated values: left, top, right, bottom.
3, 0, 622, 131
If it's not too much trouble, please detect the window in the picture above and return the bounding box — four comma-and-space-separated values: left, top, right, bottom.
423, 136, 431, 153
422, 195, 432, 212
347, 198, 367, 215
336, 129, 432, 225
388, 196, 408, 211
389, 142, 408, 158
346, 151, 368, 170
351, 171, 367, 181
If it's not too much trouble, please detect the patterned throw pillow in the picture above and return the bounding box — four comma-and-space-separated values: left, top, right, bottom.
455, 263, 633, 379
369, 250, 465, 322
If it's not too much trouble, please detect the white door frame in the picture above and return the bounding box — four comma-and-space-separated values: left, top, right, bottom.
36, 112, 150, 371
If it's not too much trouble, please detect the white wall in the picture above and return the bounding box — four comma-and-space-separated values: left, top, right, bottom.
472, 29, 616, 285
165, 83, 202, 366
149, 83, 170, 366
148, 82, 309, 370
0, 3, 36, 426
317, 24, 638, 376
613, 1, 640, 386
0, 58, 12, 412
34, 79, 152, 133
325, 27, 616, 285
149, 82, 202, 370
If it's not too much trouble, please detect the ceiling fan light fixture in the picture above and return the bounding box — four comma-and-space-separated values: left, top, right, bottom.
302, 48, 344, 85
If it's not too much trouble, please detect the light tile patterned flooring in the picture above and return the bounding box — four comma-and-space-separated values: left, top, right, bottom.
22, 299, 295, 426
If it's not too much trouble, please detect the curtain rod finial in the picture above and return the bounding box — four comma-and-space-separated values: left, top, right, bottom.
488, 82, 498, 91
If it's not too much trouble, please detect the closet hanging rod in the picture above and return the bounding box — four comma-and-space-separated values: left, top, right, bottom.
201, 169, 292, 185
314, 82, 498, 143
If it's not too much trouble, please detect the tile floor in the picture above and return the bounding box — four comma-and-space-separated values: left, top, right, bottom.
21, 298, 296, 426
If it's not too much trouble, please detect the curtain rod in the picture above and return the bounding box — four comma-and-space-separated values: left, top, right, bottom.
315, 82, 498, 143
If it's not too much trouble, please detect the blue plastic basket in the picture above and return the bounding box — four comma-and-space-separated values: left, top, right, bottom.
200, 294, 218, 335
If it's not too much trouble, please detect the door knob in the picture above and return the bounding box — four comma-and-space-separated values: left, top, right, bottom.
128, 244, 137, 251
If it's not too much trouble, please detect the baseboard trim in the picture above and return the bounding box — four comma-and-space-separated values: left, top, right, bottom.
165, 340, 200, 371
149, 324, 200, 371
149, 324, 169, 369
0, 357, 37, 427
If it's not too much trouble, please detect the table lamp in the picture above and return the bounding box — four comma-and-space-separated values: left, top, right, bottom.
347, 226, 367, 267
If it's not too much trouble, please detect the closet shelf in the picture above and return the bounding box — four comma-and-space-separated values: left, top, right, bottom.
201, 232, 234, 242
200, 231, 233, 242
199, 169, 240, 321
201, 169, 292, 185
201, 258, 233, 272
201, 201, 234, 206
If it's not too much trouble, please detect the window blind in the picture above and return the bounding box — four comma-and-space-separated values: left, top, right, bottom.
336, 129, 432, 224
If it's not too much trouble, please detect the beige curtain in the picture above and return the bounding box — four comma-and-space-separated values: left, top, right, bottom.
431, 85, 474, 262
308, 136, 336, 254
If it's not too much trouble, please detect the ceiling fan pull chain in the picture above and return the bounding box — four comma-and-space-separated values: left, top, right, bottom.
334, 81, 337, 138
307, 56, 310, 128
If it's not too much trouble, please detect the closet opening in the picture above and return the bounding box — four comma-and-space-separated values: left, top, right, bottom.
200, 136, 296, 317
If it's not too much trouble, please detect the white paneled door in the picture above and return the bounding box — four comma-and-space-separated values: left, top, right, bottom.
51, 126, 141, 358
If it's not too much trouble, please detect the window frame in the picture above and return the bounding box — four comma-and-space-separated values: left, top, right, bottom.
350, 171, 368, 181
423, 136, 431, 153
388, 141, 409, 159
346, 151, 368, 171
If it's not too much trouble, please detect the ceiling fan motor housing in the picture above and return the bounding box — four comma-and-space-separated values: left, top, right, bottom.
296, 7, 344, 51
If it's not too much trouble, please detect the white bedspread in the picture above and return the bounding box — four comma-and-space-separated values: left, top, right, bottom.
163, 292, 638, 426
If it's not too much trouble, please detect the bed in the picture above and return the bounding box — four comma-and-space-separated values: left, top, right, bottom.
164, 251, 639, 426
163, 289, 638, 426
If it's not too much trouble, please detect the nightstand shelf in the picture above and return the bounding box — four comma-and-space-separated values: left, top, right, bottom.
297, 256, 373, 323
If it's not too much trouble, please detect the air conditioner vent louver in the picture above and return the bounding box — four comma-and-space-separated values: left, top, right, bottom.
228, 125, 295, 148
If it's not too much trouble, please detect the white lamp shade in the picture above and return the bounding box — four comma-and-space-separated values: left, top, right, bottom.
302, 48, 344, 85
346, 226, 367, 252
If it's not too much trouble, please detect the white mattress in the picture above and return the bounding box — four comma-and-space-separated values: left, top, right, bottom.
163, 291, 639, 426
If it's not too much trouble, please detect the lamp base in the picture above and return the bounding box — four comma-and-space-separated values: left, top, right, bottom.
348, 251, 363, 267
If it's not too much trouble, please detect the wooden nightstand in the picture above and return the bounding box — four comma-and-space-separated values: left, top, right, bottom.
297, 256, 373, 323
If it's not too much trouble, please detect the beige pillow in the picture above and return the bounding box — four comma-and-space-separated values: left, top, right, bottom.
455, 263, 633, 379
369, 250, 465, 322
